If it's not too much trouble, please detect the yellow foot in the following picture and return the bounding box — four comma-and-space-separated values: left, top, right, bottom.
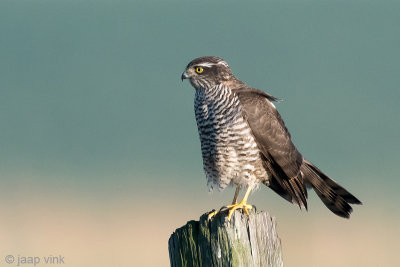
207, 202, 254, 221
226, 201, 253, 220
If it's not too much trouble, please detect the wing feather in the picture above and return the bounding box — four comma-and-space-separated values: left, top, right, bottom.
235, 87, 307, 208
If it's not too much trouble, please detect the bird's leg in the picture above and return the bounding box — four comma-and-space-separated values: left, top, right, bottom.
225, 185, 253, 220
231, 185, 241, 204
207, 185, 241, 221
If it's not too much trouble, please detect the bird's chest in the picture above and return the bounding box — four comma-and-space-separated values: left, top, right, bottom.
194, 87, 245, 150
194, 87, 264, 188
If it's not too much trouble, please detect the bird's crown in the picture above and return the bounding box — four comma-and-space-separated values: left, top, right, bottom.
185, 56, 230, 69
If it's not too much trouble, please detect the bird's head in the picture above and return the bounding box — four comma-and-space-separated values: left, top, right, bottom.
181, 56, 235, 90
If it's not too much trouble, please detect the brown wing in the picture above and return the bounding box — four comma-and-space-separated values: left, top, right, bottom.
235, 87, 308, 209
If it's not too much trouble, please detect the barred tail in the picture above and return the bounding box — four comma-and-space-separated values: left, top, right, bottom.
301, 159, 362, 218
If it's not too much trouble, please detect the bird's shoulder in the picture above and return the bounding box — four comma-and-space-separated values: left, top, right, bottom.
231, 86, 288, 136
232, 86, 280, 103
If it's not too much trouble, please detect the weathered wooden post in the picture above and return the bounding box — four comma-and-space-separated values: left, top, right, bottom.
168, 210, 283, 267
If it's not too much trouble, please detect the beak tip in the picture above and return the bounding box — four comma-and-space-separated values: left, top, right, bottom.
181, 71, 189, 81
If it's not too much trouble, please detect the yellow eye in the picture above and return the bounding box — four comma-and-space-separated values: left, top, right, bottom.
195, 66, 204, 74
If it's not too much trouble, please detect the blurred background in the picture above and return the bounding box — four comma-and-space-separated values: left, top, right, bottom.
1, 0, 399, 266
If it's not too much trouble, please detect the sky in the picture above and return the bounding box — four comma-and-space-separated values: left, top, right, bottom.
0, 1, 399, 266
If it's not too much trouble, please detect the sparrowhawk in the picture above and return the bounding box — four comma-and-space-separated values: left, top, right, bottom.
181, 56, 361, 219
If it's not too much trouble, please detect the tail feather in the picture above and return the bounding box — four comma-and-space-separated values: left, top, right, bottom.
289, 177, 308, 210
301, 159, 362, 218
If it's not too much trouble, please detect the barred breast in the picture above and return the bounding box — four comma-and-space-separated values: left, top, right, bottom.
194, 84, 270, 190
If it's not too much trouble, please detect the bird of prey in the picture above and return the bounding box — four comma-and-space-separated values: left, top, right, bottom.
181, 56, 361, 220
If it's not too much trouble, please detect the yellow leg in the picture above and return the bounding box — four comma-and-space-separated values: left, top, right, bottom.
231, 185, 241, 204
226, 185, 253, 220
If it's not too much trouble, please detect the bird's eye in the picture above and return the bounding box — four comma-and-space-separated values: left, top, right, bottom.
195, 66, 204, 74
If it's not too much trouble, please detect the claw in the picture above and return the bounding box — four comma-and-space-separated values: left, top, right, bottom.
226, 200, 253, 220
207, 210, 218, 221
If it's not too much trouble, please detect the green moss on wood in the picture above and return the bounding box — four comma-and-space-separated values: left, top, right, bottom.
169, 210, 283, 267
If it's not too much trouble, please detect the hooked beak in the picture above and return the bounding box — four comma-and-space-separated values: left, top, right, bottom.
181, 71, 190, 81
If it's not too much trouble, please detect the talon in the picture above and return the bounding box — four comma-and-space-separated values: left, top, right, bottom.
220, 206, 228, 211
207, 210, 218, 220
243, 206, 250, 216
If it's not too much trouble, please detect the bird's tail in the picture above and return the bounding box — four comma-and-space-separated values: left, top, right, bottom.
301, 159, 362, 218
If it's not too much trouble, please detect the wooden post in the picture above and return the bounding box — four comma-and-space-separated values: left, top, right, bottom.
168, 210, 283, 267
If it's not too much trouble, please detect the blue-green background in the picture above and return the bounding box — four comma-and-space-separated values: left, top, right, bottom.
1, 1, 399, 266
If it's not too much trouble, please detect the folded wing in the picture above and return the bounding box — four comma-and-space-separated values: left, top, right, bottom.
236, 87, 308, 209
